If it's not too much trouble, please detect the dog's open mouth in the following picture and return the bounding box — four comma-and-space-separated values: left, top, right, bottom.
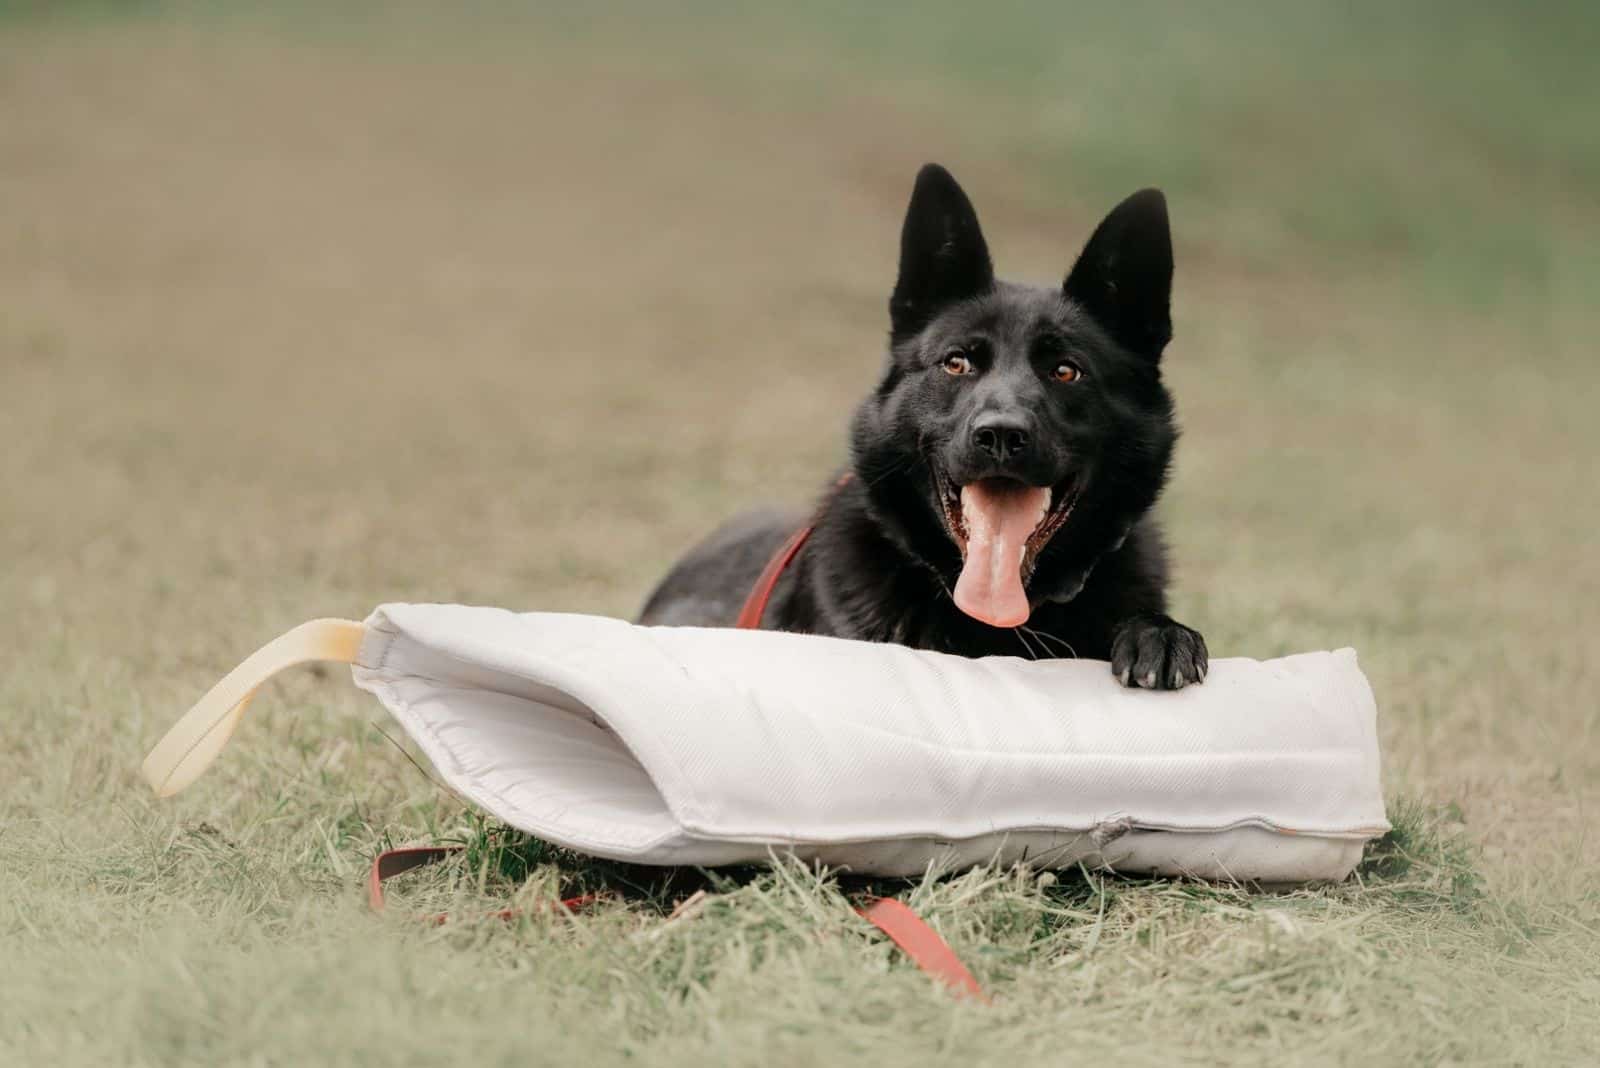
936, 472, 1079, 628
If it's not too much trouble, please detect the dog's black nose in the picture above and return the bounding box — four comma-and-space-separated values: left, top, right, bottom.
971, 415, 1031, 461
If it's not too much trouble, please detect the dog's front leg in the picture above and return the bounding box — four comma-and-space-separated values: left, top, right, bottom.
1110, 614, 1208, 690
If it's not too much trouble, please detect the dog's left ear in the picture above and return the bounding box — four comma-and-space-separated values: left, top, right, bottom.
1064, 189, 1173, 361
890, 164, 994, 342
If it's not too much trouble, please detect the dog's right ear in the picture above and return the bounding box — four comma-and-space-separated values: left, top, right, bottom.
889, 164, 994, 342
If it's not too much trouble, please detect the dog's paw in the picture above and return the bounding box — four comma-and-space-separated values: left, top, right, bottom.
1110, 614, 1208, 690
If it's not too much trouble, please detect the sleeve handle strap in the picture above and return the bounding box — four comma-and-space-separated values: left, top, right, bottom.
140, 619, 366, 798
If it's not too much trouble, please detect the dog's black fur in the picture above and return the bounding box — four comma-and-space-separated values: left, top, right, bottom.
640, 164, 1207, 689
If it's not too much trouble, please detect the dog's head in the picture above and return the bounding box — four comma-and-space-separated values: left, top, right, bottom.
850, 164, 1178, 628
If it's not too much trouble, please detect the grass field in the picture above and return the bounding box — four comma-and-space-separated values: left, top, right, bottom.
3, 3, 1597, 1063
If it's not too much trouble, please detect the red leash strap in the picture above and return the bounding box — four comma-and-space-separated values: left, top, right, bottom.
368, 846, 598, 922
368, 845, 460, 912
857, 897, 987, 1001
367, 850, 985, 999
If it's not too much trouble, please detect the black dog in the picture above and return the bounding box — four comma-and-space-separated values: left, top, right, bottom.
640, 164, 1206, 690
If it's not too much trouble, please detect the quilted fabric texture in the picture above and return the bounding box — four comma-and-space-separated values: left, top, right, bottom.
352, 603, 1389, 881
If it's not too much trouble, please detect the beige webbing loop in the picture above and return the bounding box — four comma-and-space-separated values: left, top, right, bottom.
141, 619, 366, 797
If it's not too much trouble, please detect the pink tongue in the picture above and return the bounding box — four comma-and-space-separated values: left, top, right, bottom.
952, 480, 1051, 628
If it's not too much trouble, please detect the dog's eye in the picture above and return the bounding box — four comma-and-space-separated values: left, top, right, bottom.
1051, 361, 1084, 383
942, 352, 974, 376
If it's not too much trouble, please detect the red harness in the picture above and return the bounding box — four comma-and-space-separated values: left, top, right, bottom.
734, 474, 851, 630
734, 524, 815, 629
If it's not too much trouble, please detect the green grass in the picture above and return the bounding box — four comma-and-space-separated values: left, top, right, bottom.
2, 3, 1597, 1064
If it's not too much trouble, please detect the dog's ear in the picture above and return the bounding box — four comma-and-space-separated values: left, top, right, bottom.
889, 164, 994, 341
1064, 189, 1173, 360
